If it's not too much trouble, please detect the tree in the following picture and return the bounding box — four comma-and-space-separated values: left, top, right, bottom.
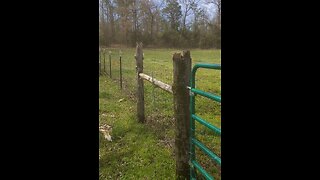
140, 0, 163, 45
105, 0, 116, 43
163, 0, 182, 31
179, 0, 199, 30
98, 0, 221, 49
207, 0, 221, 27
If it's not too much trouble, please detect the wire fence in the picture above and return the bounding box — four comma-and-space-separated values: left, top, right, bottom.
99, 47, 221, 179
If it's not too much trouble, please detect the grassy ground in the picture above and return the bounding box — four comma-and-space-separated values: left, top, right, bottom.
99, 48, 221, 179
99, 77, 175, 179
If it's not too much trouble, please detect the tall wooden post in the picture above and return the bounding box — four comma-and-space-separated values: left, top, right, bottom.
109, 52, 112, 78
99, 49, 101, 76
120, 55, 122, 89
103, 50, 106, 73
135, 42, 145, 123
172, 51, 191, 179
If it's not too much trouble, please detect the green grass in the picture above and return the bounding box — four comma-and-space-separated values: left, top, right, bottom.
99, 76, 175, 179
99, 48, 221, 179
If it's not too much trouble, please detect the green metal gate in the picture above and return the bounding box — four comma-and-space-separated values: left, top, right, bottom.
189, 63, 221, 180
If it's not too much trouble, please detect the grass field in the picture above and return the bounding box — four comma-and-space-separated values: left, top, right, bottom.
99, 48, 221, 179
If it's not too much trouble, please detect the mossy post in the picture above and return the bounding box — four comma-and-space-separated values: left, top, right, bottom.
172, 51, 191, 179
135, 42, 145, 123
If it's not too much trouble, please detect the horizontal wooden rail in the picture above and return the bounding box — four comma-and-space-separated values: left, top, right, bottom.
139, 73, 173, 94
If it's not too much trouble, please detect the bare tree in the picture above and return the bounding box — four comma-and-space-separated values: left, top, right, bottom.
99, 0, 108, 46
207, 0, 221, 26
105, 0, 116, 42
140, 0, 163, 43
98, 0, 221, 48
179, 0, 200, 30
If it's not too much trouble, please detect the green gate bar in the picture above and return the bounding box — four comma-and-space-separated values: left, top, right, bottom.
191, 160, 214, 180
192, 115, 221, 135
190, 63, 221, 180
191, 89, 221, 103
191, 138, 221, 165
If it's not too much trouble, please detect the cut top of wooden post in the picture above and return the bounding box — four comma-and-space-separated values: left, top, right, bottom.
172, 51, 191, 61
182, 50, 190, 59
172, 50, 191, 86
172, 52, 181, 61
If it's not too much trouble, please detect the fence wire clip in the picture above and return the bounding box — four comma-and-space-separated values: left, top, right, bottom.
187, 86, 195, 96
188, 160, 194, 168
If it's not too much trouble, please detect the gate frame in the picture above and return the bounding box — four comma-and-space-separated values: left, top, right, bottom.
189, 63, 221, 180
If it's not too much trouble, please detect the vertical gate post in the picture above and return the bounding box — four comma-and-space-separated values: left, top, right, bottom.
135, 42, 145, 123
172, 51, 191, 179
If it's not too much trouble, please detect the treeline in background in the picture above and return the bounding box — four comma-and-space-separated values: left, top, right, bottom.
99, 0, 221, 49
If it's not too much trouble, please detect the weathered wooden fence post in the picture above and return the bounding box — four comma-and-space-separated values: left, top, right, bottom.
172, 51, 191, 179
99, 48, 101, 76
119, 55, 122, 90
135, 42, 145, 123
103, 50, 106, 73
109, 51, 112, 78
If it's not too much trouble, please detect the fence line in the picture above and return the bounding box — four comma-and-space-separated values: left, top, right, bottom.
133, 43, 191, 179
99, 44, 220, 179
